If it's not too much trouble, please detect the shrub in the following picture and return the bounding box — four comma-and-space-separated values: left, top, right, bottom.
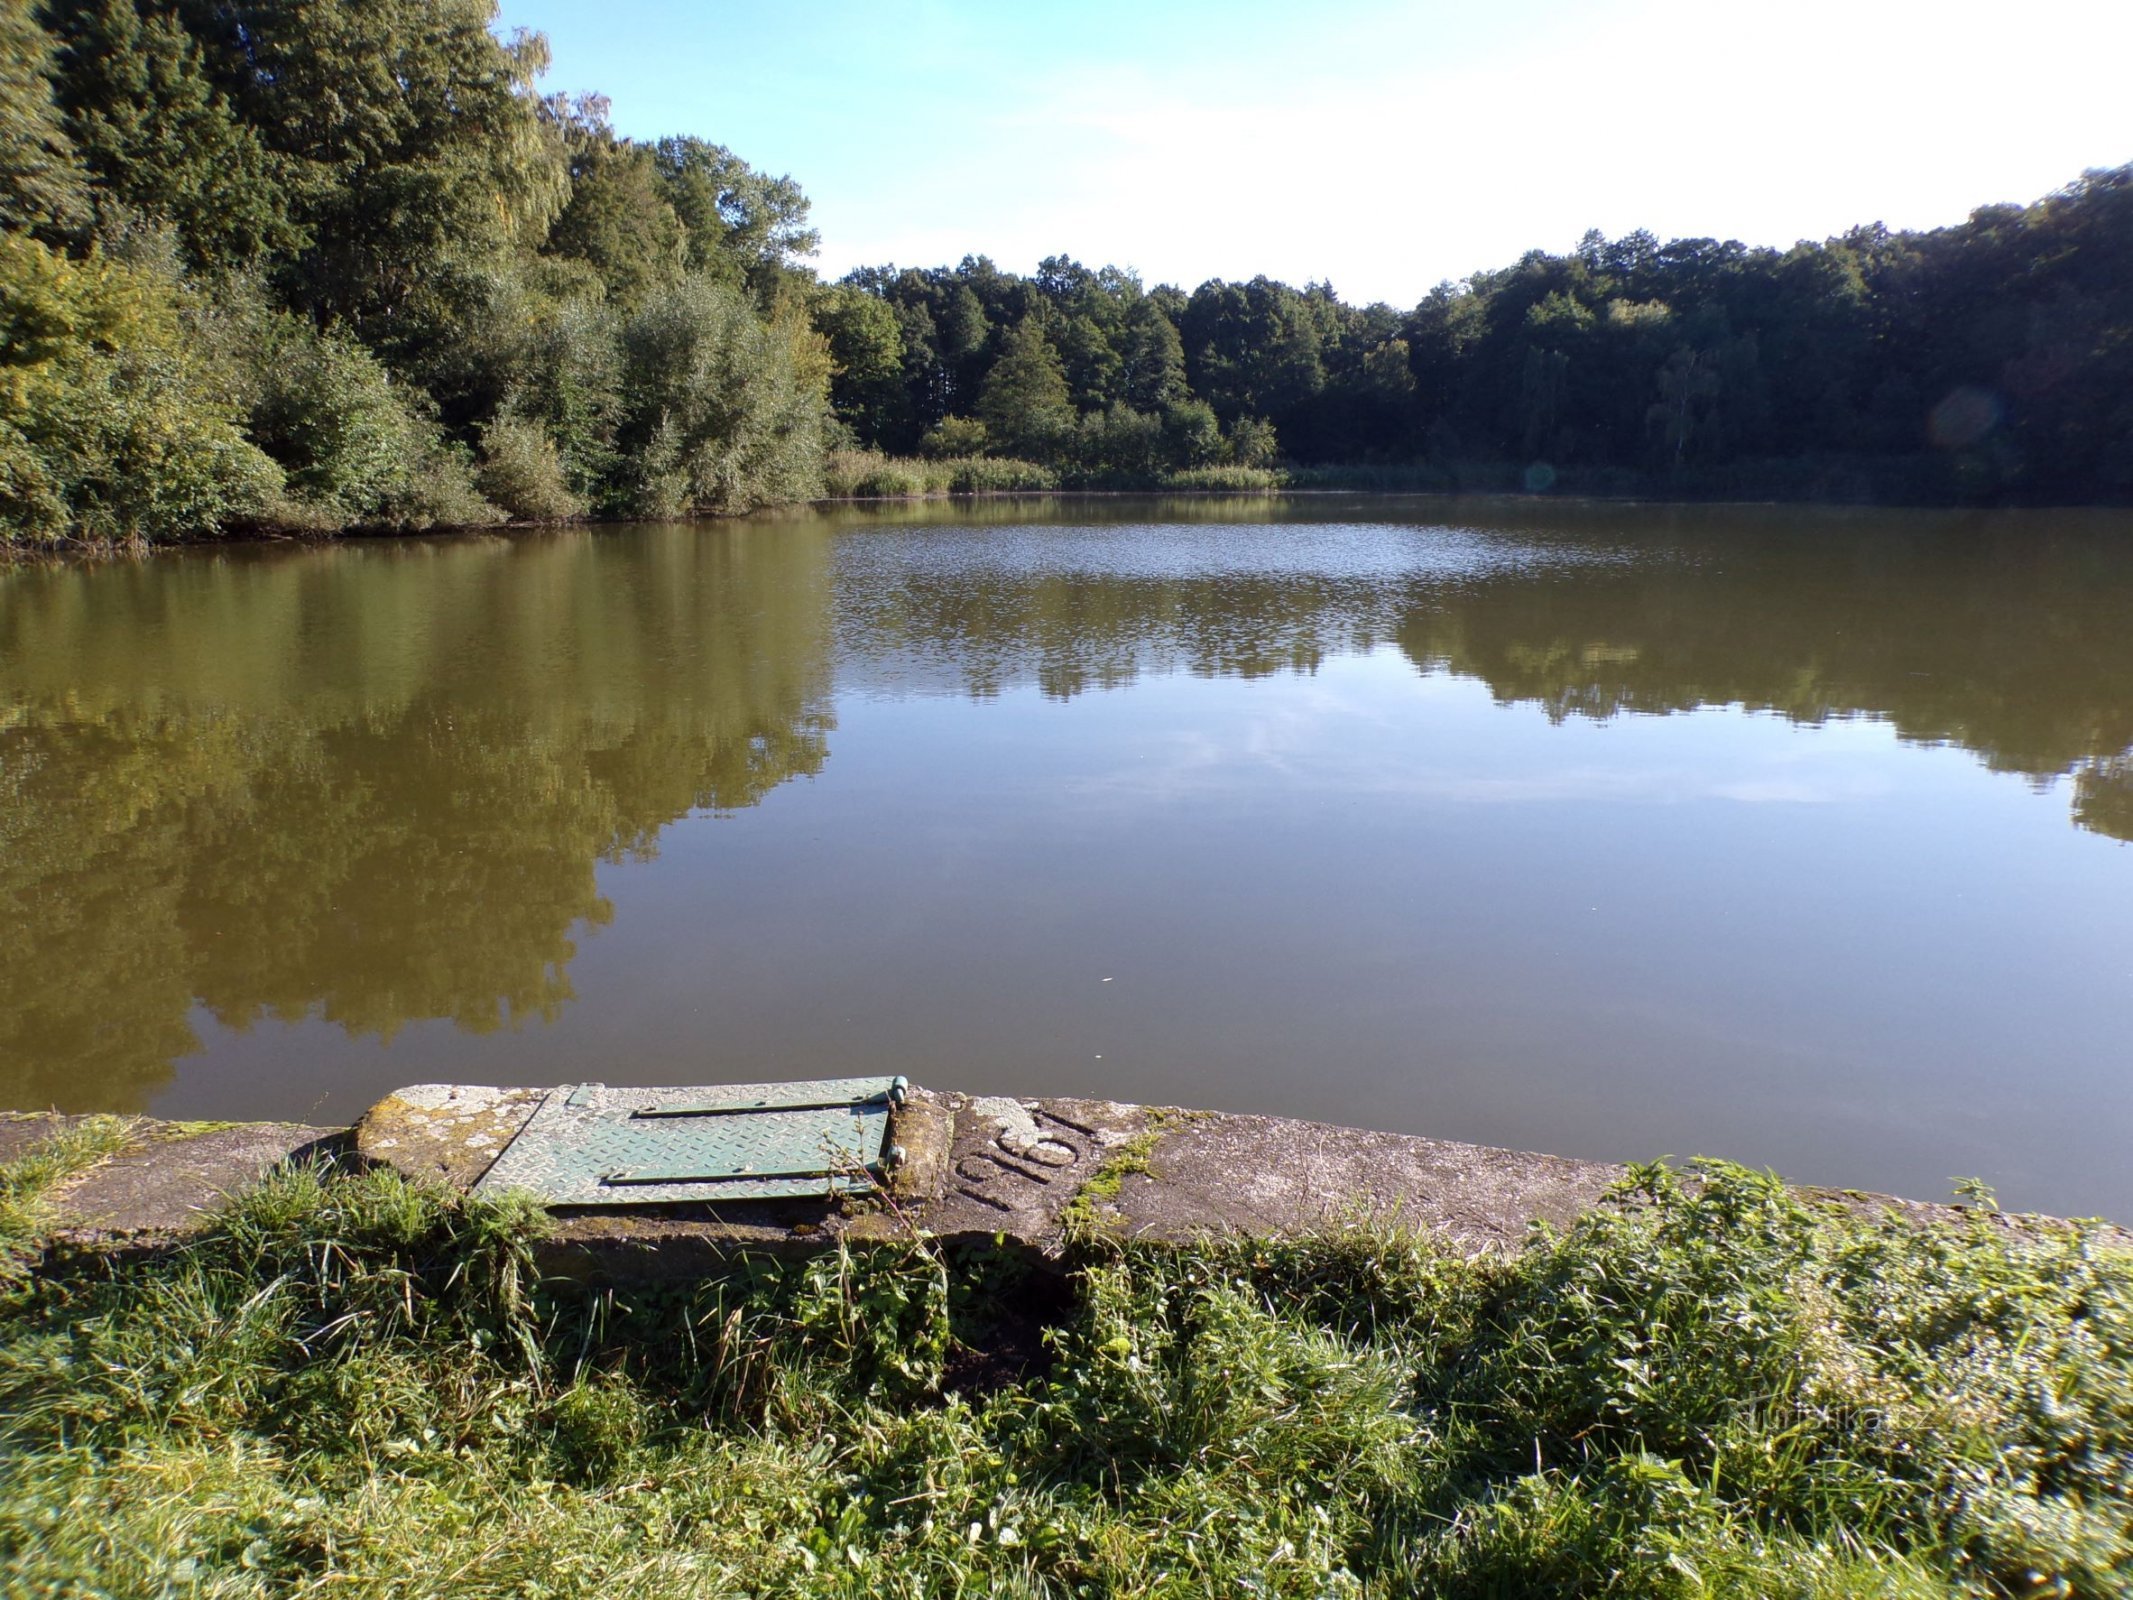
239, 313, 502, 530
945, 456, 1054, 492
474, 280, 626, 509
1161, 464, 1284, 491
616, 273, 826, 516
917, 414, 989, 459
1065, 402, 1163, 483
0, 235, 280, 543
1160, 398, 1224, 467
1227, 413, 1281, 467
821, 451, 1054, 498
477, 415, 584, 520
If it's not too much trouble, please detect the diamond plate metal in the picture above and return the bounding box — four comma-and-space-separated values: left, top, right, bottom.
473, 1078, 905, 1205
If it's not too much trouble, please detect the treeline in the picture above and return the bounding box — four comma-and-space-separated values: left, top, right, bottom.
820, 177, 2133, 501
0, 0, 829, 544
3, 0, 2131, 545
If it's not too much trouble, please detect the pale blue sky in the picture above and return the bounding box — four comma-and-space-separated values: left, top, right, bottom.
496, 0, 2133, 306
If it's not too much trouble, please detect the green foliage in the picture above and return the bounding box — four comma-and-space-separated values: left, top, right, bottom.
821, 449, 1055, 498
977, 316, 1072, 459
172, 0, 568, 343
1161, 463, 1284, 491
0, 1158, 2125, 1596
238, 311, 501, 530
473, 280, 627, 505
821, 448, 929, 498
0, 0, 833, 543
616, 274, 826, 516
40, 0, 297, 270
544, 113, 685, 309
1159, 396, 1223, 466
652, 135, 818, 296
1121, 292, 1188, 410
0, 232, 280, 542
1228, 411, 1281, 466
817, 283, 909, 446
0, 0, 90, 236
6, 0, 2130, 541
828, 171, 2133, 502
916, 413, 988, 459
477, 414, 583, 520
945, 455, 1056, 493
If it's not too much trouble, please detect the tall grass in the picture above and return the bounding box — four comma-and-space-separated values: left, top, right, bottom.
819, 452, 1288, 499
1155, 464, 1284, 492
0, 1134, 2126, 1597
822, 451, 1058, 498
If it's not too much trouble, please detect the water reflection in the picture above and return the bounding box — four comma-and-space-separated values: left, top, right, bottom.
0, 529, 831, 1108
823, 500, 2133, 842
1, 497, 2129, 1132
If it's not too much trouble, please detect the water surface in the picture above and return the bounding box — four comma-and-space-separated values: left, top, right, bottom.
4, 497, 2130, 1218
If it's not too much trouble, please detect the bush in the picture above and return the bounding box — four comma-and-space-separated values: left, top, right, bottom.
1227, 413, 1281, 467
616, 273, 826, 516
1065, 402, 1163, 483
239, 313, 502, 530
1161, 398, 1224, 467
945, 456, 1054, 492
917, 414, 989, 458
821, 451, 1054, 498
477, 415, 585, 520
470, 277, 626, 509
0, 236, 280, 544
1161, 464, 1285, 491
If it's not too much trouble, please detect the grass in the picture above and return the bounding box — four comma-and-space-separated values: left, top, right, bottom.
818, 453, 1286, 500
0, 1131, 2127, 1597
1061, 1110, 1198, 1243
821, 451, 1060, 498
0, 1115, 136, 1260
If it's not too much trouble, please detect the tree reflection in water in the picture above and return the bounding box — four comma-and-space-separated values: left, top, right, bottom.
3, 499, 2129, 1112
0, 527, 832, 1108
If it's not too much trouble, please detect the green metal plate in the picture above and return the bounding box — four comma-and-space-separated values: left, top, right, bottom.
473, 1078, 905, 1205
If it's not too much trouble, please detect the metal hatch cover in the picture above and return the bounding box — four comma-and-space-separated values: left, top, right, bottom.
472, 1077, 907, 1205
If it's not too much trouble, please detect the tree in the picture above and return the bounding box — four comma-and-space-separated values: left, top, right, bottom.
652, 136, 817, 296
41, 0, 296, 269
1121, 296, 1187, 410
617, 274, 828, 515
174, 0, 567, 341
977, 317, 1071, 459
546, 117, 686, 309
815, 284, 909, 447
0, 0, 90, 236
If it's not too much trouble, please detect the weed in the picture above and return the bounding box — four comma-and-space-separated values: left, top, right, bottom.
0, 1157, 2126, 1596
1059, 1110, 1189, 1244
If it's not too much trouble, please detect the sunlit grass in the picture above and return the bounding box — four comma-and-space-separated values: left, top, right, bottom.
0, 1127, 2125, 1597
0, 1115, 135, 1259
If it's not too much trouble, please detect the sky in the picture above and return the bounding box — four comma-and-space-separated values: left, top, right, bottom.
494, 0, 2133, 308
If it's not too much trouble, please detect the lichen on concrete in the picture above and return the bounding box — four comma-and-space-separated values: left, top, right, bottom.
352, 1084, 547, 1189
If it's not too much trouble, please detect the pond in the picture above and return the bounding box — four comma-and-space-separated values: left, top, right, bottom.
4, 495, 2130, 1219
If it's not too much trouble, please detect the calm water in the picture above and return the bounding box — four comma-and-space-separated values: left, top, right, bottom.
4, 496, 2131, 1219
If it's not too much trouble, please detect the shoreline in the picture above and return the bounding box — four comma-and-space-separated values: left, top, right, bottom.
8, 1092, 2127, 1594
6, 480, 2131, 567
8, 1086, 2123, 1272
